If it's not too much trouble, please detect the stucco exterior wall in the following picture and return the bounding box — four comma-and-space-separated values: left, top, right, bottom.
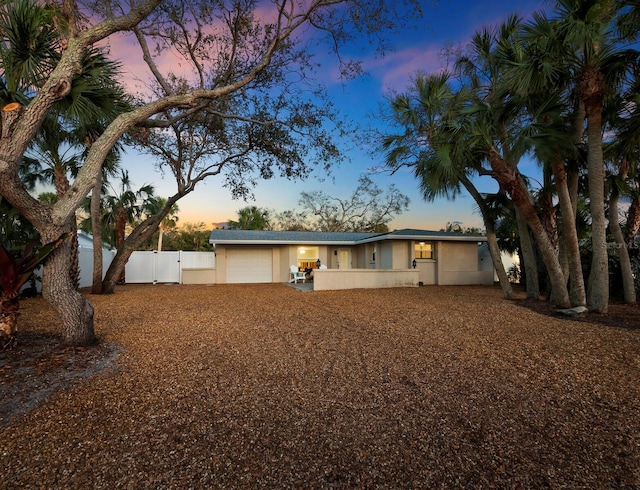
281, 246, 296, 282
313, 269, 419, 290
214, 240, 491, 286
354, 245, 367, 269
436, 241, 493, 285
390, 240, 411, 269
414, 260, 437, 285
379, 242, 394, 269
182, 268, 217, 284
272, 248, 281, 282
215, 246, 227, 284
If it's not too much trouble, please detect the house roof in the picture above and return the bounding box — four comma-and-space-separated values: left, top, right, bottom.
209, 228, 486, 245
359, 228, 486, 243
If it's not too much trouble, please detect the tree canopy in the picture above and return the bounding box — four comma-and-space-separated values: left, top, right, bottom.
379, 0, 640, 311
0, 0, 421, 345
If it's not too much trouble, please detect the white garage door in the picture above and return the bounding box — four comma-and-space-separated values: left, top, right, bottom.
227, 249, 273, 283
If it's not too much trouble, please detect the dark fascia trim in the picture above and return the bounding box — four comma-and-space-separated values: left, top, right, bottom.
355, 234, 487, 244
210, 240, 359, 246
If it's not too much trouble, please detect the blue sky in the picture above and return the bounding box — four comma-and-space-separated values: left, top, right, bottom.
123, 0, 548, 231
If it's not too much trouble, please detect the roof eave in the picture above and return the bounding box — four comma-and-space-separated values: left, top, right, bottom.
209, 239, 360, 246
357, 235, 487, 243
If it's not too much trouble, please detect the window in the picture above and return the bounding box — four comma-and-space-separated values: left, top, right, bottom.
297, 246, 320, 269
414, 241, 434, 259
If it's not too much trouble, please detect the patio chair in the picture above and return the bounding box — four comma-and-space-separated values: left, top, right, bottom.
289, 265, 306, 283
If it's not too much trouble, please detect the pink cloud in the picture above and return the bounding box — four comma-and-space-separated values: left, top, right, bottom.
372, 45, 445, 93
318, 42, 446, 94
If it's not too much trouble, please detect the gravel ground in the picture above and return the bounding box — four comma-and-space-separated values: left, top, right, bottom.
1, 283, 639, 488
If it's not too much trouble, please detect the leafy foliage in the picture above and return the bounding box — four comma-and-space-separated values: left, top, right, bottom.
0, 233, 68, 344
0, 235, 66, 299
228, 206, 271, 230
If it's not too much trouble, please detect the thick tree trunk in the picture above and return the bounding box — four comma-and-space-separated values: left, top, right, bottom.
42, 231, 96, 345
552, 156, 586, 307
486, 149, 570, 307
584, 96, 609, 313
53, 168, 80, 289
515, 208, 539, 299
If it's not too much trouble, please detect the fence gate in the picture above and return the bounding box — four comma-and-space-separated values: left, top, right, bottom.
125, 251, 181, 284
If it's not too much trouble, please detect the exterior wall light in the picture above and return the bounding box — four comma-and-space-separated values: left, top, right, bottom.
412, 259, 417, 269
316, 259, 321, 268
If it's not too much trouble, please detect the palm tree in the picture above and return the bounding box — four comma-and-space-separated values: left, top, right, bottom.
381, 72, 515, 298
101, 171, 156, 285
145, 197, 180, 251
604, 137, 637, 303
524, 0, 637, 312
61, 48, 129, 294
20, 118, 83, 289
454, 17, 572, 307
228, 206, 271, 230
0, 0, 59, 105
617, 69, 640, 247
1, 0, 129, 299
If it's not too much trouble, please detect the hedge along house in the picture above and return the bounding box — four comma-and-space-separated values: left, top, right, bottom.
208, 229, 495, 290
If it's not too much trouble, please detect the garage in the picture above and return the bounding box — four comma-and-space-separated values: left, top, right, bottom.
226, 248, 273, 283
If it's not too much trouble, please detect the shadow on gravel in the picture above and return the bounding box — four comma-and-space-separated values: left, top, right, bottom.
0, 334, 121, 427
516, 297, 640, 330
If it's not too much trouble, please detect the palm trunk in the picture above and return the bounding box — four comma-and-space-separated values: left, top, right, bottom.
487, 222, 513, 298
540, 163, 558, 247
486, 149, 570, 307
461, 176, 513, 299
516, 208, 540, 299
568, 99, 585, 214
584, 93, 609, 313
91, 172, 104, 294
114, 209, 127, 285
157, 227, 164, 251
625, 195, 640, 245
609, 162, 636, 304
552, 156, 586, 307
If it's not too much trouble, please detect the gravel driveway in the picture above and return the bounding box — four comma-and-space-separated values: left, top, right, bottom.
1, 284, 639, 488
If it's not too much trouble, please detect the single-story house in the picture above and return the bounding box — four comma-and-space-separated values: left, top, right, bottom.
208, 228, 495, 290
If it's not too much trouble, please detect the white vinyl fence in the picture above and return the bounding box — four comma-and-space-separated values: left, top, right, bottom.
78, 243, 117, 288
27, 247, 214, 294
125, 250, 216, 284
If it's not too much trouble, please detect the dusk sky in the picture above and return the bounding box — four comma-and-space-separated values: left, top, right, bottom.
119, 0, 548, 231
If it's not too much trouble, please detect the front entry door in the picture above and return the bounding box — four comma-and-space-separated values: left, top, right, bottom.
338, 249, 350, 269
